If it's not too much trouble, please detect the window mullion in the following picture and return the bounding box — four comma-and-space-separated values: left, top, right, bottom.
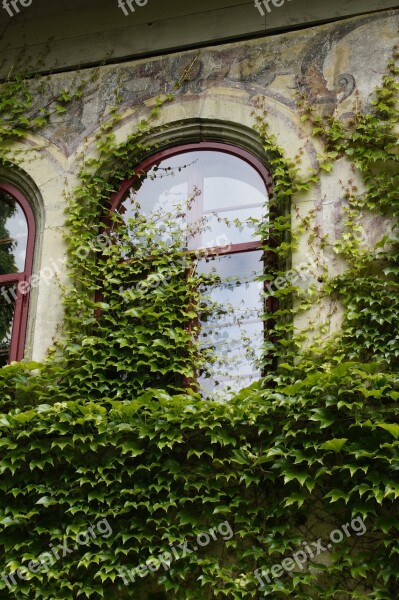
186, 162, 204, 251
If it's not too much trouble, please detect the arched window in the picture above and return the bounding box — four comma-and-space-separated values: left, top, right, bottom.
0, 182, 35, 366
110, 143, 273, 397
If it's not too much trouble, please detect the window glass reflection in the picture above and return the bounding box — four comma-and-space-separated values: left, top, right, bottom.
201, 206, 262, 247
197, 251, 264, 318
197, 251, 264, 399
198, 321, 262, 399
0, 190, 28, 274
121, 151, 268, 250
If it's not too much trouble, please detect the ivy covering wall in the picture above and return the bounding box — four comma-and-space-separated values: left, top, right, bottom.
0, 45, 398, 599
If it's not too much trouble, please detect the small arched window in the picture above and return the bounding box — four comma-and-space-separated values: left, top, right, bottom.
0, 182, 35, 366
111, 142, 273, 397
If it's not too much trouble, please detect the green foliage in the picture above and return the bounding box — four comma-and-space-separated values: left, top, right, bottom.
0, 46, 398, 599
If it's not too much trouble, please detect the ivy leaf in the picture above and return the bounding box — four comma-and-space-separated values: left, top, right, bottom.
309, 409, 334, 428
36, 496, 57, 506
283, 467, 309, 487
377, 424, 399, 439
124, 308, 140, 318
320, 438, 348, 452
325, 489, 351, 504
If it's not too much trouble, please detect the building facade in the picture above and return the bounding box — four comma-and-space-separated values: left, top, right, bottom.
0, 0, 396, 365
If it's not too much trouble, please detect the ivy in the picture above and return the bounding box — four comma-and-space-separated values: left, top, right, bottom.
0, 45, 398, 599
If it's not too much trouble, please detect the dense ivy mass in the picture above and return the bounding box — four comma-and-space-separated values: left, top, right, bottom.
0, 49, 398, 599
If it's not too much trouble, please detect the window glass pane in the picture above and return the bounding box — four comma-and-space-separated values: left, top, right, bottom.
198, 322, 262, 399
0, 283, 16, 367
197, 251, 264, 399
200, 206, 263, 247
120, 150, 268, 250
197, 251, 264, 319
0, 190, 28, 274
203, 169, 265, 211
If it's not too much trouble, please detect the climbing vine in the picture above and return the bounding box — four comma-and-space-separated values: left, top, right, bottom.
0, 43, 398, 600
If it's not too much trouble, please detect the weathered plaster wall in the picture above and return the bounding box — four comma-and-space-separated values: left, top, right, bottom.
10, 9, 398, 360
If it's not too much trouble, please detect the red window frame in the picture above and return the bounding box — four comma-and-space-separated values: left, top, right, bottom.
0, 181, 35, 363
107, 142, 276, 384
